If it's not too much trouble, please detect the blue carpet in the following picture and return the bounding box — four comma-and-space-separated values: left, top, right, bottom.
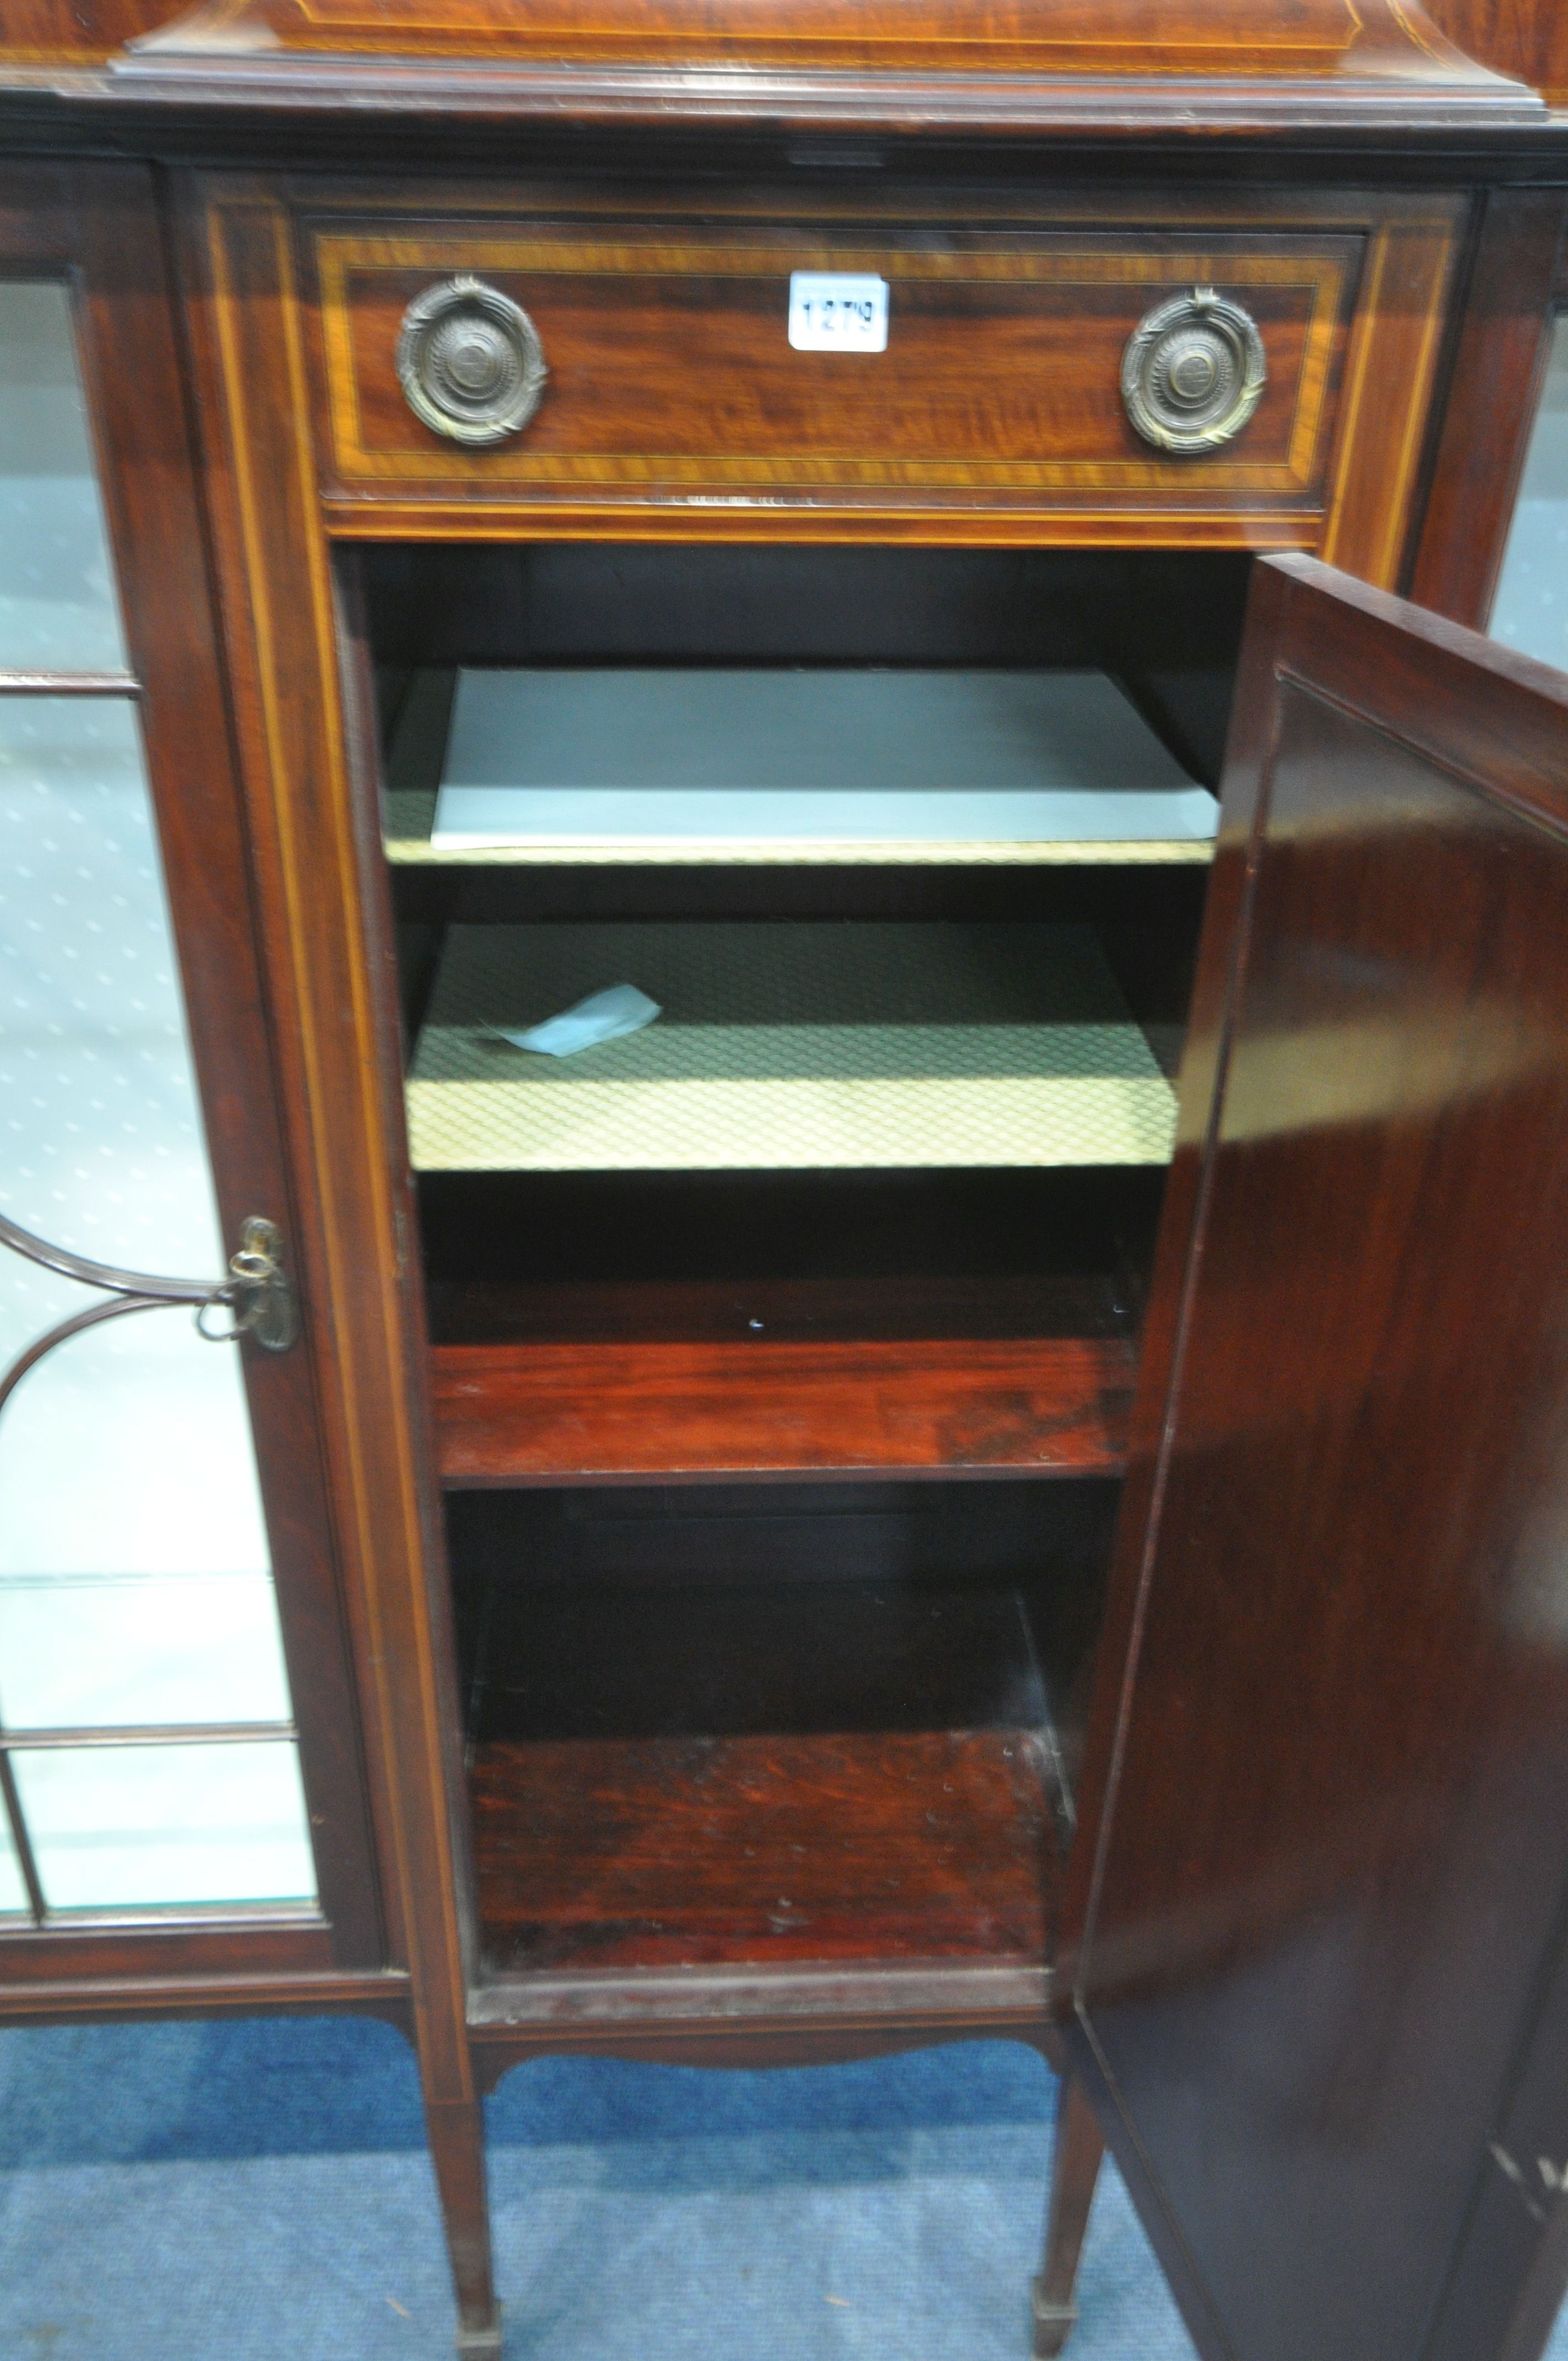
0, 2018, 1200, 2360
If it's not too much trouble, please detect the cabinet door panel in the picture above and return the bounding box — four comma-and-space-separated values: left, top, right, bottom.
0, 690, 312, 1910
0, 166, 382, 1969
1064, 554, 1568, 2361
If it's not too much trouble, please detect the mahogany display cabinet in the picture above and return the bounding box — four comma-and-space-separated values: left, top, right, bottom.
6, 6, 1568, 2359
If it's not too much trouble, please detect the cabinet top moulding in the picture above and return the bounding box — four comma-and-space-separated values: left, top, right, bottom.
5, 0, 1543, 150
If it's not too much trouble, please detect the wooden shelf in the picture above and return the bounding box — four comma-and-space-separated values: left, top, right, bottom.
434, 1331, 1135, 1483
471, 1727, 1058, 1977
459, 1509, 1077, 1983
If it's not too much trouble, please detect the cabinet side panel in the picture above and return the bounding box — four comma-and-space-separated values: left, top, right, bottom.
1408, 188, 1567, 629
1318, 195, 1465, 589
172, 175, 478, 2076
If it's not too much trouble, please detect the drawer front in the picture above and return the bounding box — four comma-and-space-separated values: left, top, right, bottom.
310, 221, 1362, 521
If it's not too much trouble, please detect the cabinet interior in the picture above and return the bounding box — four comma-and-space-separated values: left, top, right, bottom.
354, 540, 1250, 2006
448, 1478, 1115, 1981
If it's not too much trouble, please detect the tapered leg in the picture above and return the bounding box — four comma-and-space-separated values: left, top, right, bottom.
426, 2092, 504, 2358
1032, 2071, 1106, 2357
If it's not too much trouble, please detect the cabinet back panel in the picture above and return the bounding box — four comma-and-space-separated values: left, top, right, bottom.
361, 542, 1250, 696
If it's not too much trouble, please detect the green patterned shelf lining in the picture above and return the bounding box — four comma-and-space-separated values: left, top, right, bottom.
384, 785, 1215, 867
406, 920, 1178, 1172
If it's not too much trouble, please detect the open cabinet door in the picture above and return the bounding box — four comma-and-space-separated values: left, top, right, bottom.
1061, 554, 1568, 2361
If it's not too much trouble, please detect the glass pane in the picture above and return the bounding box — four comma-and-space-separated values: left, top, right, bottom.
0, 1805, 26, 1914
0, 282, 128, 674
0, 692, 315, 1900
1492, 312, 1568, 668
0, 699, 280, 1592
0, 1573, 291, 1729
12, 1743, 315, 1911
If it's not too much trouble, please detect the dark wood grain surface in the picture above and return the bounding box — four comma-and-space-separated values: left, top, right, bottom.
313, 222, 1354, 516
435, 1334, 1134, 1483
297, 186, 1460, 569
0, 0, 183, 63
3, 21, 1566, 2361
472, 1728, 1056, 1974
1408, 187, 1566, 628
176, 178, 502, 2343
1426, 0, 1568, 106
130, 0, 1507, 81
415, 1181, 1163, 1500
1035, 2071, 1108, 2355
463, 1517, 1074, 1979
1064, 556, 1568, 2361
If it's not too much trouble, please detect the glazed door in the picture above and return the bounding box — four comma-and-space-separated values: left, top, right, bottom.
0, 163, 380, 1978
1063, 555, 1568, 2361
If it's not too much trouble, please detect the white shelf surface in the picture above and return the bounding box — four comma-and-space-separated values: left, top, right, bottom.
384, 668, 1218, 868
406, 920, 1178, 1173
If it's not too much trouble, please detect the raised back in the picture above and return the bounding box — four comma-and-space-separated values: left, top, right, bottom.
1, 0, 186, 64
1425, 0, 1568, 109
126, 0, 1519, 85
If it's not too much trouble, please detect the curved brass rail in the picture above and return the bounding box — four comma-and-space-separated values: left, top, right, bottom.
0, 1209, 296, 1428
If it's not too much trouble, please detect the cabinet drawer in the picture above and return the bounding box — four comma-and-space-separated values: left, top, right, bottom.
309, 221, 1362, 525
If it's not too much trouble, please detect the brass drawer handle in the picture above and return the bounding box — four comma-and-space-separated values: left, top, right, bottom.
1121, 287, 1266, 455
396, 275, 547, 447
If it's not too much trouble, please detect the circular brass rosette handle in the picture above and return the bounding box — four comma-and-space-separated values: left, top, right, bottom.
396, 275, 547, 448
1121, 287, 1267, 456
